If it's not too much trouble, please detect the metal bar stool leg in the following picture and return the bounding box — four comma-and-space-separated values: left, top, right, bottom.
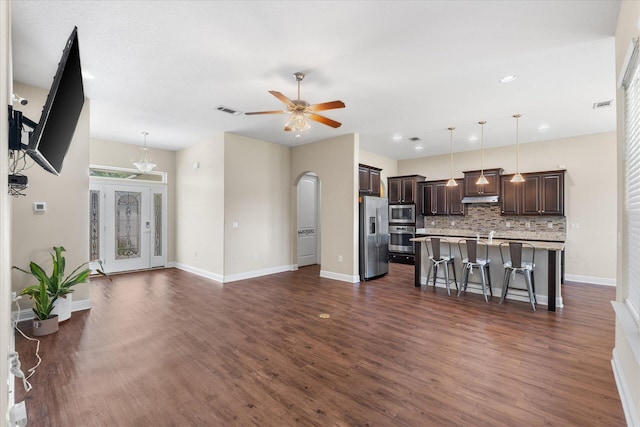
525, 270, 536, 311
450, 261, 458, 291
444, 264, 451, 296
485, 265, 493, 296
500, 269, 511, 304
480, 266, 488, 303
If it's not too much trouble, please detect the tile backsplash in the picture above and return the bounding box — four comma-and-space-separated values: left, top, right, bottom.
421, 204, 566, 241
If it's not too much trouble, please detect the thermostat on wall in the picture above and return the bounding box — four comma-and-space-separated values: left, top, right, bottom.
33, 202, 47, 212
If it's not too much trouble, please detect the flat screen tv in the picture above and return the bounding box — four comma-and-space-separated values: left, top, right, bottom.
26, 27, 84, 176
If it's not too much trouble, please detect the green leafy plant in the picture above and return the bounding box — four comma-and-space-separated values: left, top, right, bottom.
14, 246, 108, 320
18, 276, 57, 321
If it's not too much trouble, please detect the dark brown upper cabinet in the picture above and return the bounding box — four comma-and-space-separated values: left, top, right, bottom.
418, 179, 465, 216
359, 164, 382, 197
388, 175, 425, 204
463, 168, 503, 197
500, 170, 565, 216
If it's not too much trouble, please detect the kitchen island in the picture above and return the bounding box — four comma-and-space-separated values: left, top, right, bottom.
411, 233, 565, 312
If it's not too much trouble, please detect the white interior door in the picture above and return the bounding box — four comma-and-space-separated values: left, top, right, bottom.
297, 175, 319, 267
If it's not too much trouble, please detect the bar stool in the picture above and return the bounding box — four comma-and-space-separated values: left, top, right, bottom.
499, 241, 536, 311
424, 237, 458, 295
457, 239, 492, 302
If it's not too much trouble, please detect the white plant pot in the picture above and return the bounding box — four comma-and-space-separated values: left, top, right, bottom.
52, 294, 72, 322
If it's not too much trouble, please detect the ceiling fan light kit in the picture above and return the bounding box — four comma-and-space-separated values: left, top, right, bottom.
245, 72, 345, 136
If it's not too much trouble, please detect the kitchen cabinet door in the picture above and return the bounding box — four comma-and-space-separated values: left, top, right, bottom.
541, 172, 564, 215
369, 169, 381, 197
388, 177, 402, 203
434, 182, 448, 215
419, 182, 435, 216
447, 179, 465, 215
463, 168, 502, 196
521, 174, 541, 215
359, 164, 382, 197
501, 176, 520, 215
401, 177, 416, 203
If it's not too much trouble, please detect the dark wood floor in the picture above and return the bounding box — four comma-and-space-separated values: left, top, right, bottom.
15, 263, 625, 426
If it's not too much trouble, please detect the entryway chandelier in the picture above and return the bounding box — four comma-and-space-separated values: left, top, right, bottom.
133, 131, 157, 173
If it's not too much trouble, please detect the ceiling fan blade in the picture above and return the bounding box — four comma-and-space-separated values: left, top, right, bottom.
269, 91, 295, 107
308, 113, 342, 128
308, 100, 345, 112
244, 110, 286, 115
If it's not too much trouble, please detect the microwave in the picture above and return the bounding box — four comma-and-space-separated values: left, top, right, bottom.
389, 204, 415, 224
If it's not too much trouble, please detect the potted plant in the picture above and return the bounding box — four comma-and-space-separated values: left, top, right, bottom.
18, 272, 59, 336
14, 246, 99, 323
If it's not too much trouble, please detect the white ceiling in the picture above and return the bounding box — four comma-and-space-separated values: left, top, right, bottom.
10, 1, 620, 160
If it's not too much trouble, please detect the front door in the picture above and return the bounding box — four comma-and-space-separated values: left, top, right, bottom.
90, 181, 166, 273
297, 175, 319, 267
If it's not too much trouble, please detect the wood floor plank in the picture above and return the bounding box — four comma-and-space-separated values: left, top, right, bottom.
14, 264, 625, 426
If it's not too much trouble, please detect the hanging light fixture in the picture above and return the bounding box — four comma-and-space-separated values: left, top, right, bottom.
446, 126, 458, 187
133, 131, 157, 173
286, 111, 311, 134
476, 120, 489, 185
510, 113, 525, 183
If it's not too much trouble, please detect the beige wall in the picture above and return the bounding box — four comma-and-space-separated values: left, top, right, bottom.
291, 134, 359, 280
223, 133, 291, 278
399, 132, 617, 283
10, 82, 91, 302
359, 149, 398, 198
89, 138, 177, 263
175, 134, 225, 278
614, 1, 640, 425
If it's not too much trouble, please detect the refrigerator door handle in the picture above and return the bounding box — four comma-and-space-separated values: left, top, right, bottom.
376, 207, 381, 245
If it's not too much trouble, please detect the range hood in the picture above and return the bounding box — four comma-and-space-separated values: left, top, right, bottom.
461, 195, 500, 204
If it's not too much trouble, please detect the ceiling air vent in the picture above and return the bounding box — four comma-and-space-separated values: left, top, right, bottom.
592, 100, 613, 109
408, 137, 422, 142
217, 105, 242, 116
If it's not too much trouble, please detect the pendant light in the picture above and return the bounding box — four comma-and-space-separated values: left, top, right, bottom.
133, 131, 157, 173
510, 114, 525, 183
446, 126, 458, 187
476, 120, 489, 185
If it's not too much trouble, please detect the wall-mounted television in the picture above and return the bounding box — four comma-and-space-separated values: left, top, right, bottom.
26, 26, 85, 176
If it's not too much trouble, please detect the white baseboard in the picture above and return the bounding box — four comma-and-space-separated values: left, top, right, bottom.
173, 263, 224, 283
564, 274, 616, 286
223, 265, 295, 283
320, 270, 359, 283
12, 297, 92, 322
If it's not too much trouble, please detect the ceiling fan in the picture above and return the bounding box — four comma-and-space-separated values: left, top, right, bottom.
245, 72, 345, 134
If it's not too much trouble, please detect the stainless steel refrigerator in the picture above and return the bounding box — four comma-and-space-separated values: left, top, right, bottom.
359, 196, 389, 281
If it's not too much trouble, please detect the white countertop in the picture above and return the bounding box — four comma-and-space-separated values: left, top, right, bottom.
411, 235, 565, 251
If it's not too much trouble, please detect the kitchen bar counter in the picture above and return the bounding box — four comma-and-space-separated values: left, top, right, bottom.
411, 234, 565, 312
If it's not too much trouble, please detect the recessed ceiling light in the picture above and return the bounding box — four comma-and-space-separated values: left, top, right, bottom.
468, 135, 479, 142
538, 124, 550, 131
392, 134, 402, 142
82, 71, 95, 80
415, 145, 424, 151
500, 75, 517, 83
